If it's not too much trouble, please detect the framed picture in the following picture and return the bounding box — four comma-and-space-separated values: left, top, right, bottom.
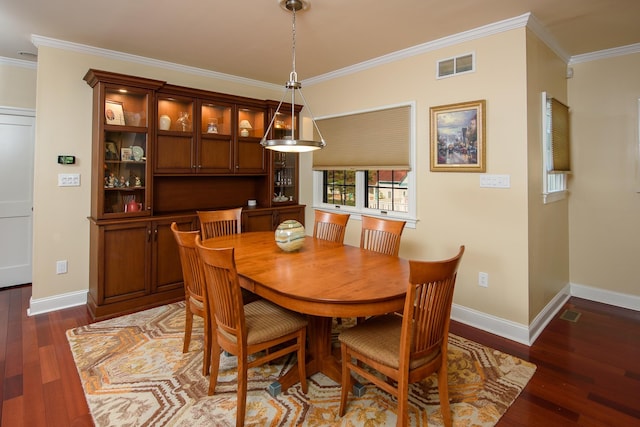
120, 147, 132, 161
105, 100, 125, 125
105, 141, 119, 160
430, 99, 486, 172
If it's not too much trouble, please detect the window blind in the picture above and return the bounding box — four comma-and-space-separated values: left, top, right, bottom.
550, 98, 570, 172
312, 105, 411, 170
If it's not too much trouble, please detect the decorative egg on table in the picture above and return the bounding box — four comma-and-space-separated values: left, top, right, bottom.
275, 220, 305, 252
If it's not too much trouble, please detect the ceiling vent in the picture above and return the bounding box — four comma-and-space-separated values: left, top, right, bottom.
437, 53, 475, 79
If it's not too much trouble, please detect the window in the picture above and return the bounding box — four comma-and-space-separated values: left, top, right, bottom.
313, 103, 416, 225
542, 92, 570, 203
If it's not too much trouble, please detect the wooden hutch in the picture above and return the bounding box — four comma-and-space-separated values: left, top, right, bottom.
84, 69, 304, 320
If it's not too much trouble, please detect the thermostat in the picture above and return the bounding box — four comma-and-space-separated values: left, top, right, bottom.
58, 155, 76, 164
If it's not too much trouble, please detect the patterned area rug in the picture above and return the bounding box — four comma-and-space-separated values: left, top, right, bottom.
67, 302, 535, 426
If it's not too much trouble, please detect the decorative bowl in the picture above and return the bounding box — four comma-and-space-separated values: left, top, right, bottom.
275, 220, 305, 252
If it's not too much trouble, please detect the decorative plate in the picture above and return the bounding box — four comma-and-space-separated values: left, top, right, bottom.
132, 146, 144, 161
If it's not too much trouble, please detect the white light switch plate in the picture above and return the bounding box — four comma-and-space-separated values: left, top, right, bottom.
58, 173, 80, 187
480, 174, 510, 188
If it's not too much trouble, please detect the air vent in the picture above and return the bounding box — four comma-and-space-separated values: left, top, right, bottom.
437, 53, 475, 79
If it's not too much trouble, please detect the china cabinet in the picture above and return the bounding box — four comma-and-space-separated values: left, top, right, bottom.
84, 69, 163, 219
87, 215, 196, 319
242, 205, 306, 232
155, 85, 266, 175
267, 101, 302, 206
84, 69, 305, 319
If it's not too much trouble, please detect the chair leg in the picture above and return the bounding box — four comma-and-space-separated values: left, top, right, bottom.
236, 357, 248, 427
208, 339, 221, 396
202, 315, 211, 376
297, 329, 308, 394
396, 376, 410, 427
183, 305, 193, 353
339, 343, 351, 416
437, 364, 452, 427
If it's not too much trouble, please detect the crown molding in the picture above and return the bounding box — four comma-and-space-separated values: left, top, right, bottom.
306, 13, 537, 85
0, 56, 37, 69
30, 34, 282, 91
569, 42, 640, 65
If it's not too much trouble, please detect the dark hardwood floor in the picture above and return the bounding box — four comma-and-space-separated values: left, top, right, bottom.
1, 284, 639, 426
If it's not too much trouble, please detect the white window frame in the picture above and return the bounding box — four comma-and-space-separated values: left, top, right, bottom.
313, 102, 417, 228
541, 92, 568, 204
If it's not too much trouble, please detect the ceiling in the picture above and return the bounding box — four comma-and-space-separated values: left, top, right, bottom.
2, 0, 640, 85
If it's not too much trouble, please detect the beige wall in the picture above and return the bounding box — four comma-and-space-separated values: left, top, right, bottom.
301, 28, 533, 325
568, 52, 640, 295
525, 30, 571, 322
0, 61, 37, 108
30, 46, 282, 301
9, 20, 635, 331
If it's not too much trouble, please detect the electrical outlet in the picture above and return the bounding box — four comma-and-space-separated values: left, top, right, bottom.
478, 272, 489, 287
56, 260, 68, 274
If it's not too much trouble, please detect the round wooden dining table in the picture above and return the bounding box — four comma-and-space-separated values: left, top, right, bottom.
202, 231, 410, 389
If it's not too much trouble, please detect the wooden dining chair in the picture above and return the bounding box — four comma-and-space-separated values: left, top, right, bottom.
197, 207, 242, 240
195, 237, 308, 427
170, 222, 211, 376
338, 246, 465, 427
360, 215, 406, 256
313, 210, 350, 244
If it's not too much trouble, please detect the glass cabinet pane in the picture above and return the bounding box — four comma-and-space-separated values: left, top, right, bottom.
158, 97, 194, 132
272, 110, 296, 140
201, 102, 232, 135
272, 151, 297, 203
238, 107, 265, 138
103, 131, 147, 214
104, 88, 148, 128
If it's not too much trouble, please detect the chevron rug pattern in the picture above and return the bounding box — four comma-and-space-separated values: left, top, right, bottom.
67, 301, 535, 426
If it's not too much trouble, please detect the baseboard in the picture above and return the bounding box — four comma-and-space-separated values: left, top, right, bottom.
450, 304, 531, 346
570, 282, 640, 311
453, 283, 638, 347
27, 290, 87, 316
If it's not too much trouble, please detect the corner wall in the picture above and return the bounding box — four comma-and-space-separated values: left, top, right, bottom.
301, 28, 533, 326
568, 52, 640, 297
525, 30, 571, 323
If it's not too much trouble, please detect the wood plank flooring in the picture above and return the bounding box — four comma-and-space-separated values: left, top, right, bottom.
1, 284, 639, 426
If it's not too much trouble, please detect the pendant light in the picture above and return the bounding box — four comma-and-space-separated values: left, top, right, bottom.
260, 0, 326, 153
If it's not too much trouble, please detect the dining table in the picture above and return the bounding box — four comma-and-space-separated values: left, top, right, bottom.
202, 230, 410, 391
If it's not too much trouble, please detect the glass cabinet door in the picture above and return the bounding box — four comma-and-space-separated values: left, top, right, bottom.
272, 151, 298, 204
199, 100, 234, 173
155, 94, 195, 173
101, 87, 150, 217
267, 102, 301, 205
236, 105, 267, 173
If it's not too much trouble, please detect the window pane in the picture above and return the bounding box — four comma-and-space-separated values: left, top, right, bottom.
365, 170, 409, 213
323, 170, 356, 207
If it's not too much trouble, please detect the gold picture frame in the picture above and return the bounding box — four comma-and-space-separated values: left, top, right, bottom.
430, 100, 486, 172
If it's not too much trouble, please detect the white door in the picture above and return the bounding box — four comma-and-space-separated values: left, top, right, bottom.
0, 108, 35, 288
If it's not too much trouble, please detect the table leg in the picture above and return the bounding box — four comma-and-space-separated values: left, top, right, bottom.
272, 315, 342, 391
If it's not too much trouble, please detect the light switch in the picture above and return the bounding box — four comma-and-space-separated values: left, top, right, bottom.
58, 173, 81, 187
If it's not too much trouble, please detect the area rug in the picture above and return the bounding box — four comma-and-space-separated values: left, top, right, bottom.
67, 302, 535, 426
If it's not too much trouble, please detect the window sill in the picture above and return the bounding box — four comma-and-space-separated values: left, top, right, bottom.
312, 205, 417, 229
543, 190, 567, 204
